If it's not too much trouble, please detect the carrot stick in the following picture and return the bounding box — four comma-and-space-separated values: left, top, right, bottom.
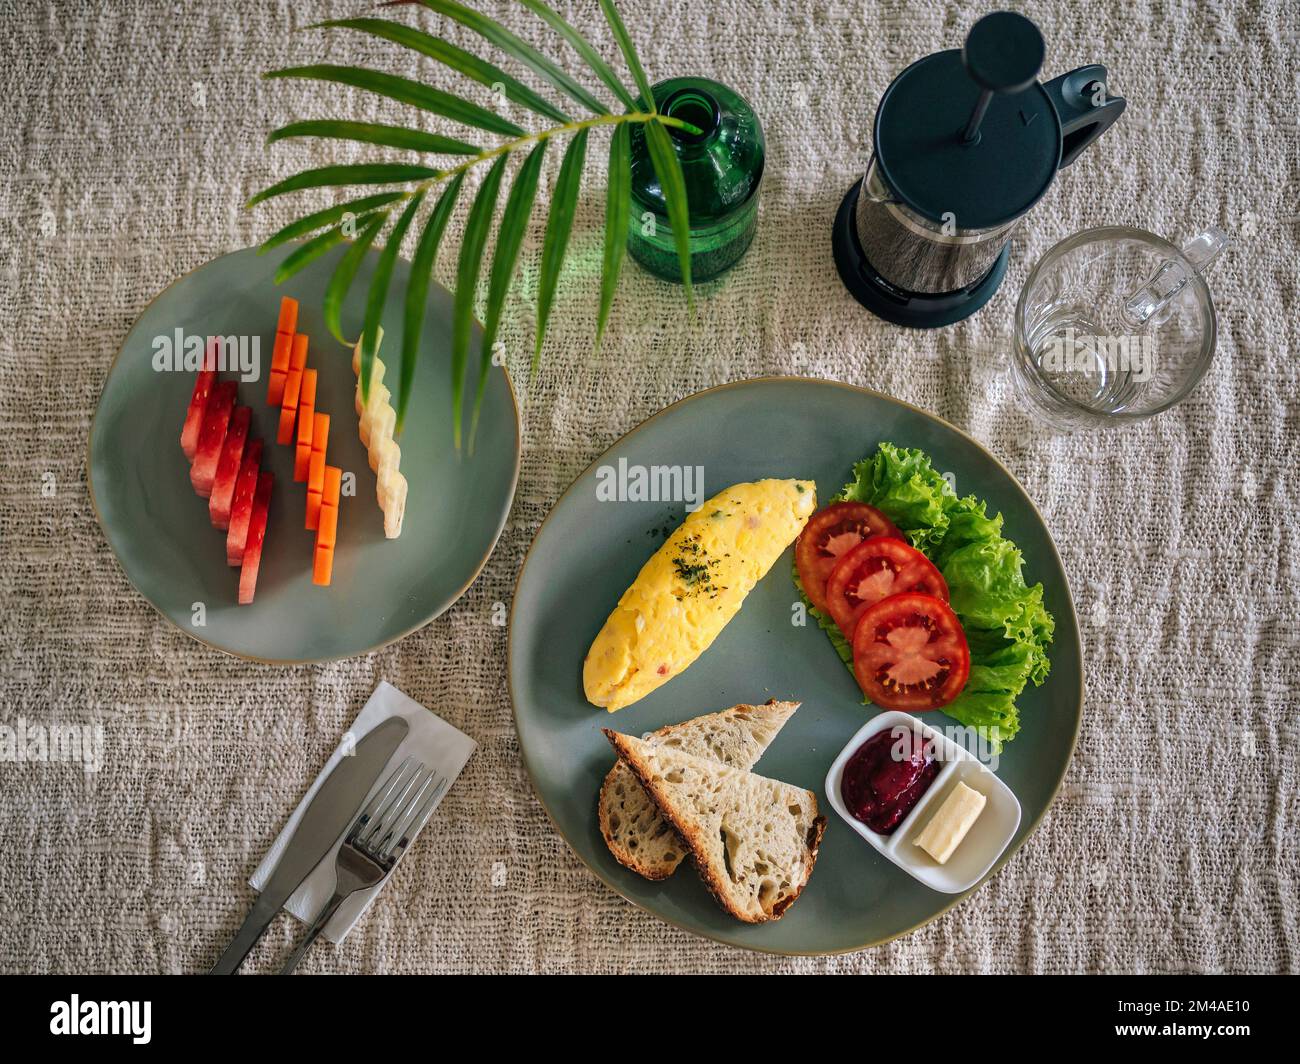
294, 369, 317, 480
276, 296, 299, 337
281, 367, 303, 413
296, 407, 313, 449
323, 464, 341, 505
312, 545, 334, 586
312, 464, 342, 586
271, 331, 292, 373
311, 412, 329, 457
267, 332, 293, 405
316, 497, 338, 549
277, 400, 297, 445
278, 369, 302, 445
305, 415, 330, 530
307, 451, 325, 497
278, 334, 309, 445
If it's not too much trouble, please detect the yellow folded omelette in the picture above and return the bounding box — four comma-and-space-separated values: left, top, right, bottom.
583, 479, 817, 712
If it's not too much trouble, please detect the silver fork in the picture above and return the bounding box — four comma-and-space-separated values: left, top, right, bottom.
280, 757, 447, 974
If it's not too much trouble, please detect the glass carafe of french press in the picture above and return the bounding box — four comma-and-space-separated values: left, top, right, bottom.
832, 11, 1127, 328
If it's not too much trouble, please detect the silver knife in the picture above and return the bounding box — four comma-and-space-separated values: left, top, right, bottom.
209, 716, 409, 974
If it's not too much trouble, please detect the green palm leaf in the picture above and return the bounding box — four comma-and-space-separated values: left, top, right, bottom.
515, 0, 637, 110
272, 225, 349, 284
644, 119, 694, 308
407, 0, 609, 116
313, 18, 570, 125
325, 211, 389, 344
472, 140, 547, 447
534, 128, 587, 370
451, 155, 509, 449
263, 195, 404, 255
398, 172, 464, 432
248, 163, 438, 207
265, 65, 524, 137
596, 121, 632, 346
598, 0, 655, 108
360, 192, 424, 403
267, 119, 478, 156
254, 4, 695, 451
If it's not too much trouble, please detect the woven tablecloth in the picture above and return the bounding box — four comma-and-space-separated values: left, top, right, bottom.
1, 0, 1295, 974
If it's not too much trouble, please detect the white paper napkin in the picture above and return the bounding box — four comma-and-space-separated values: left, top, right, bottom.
249, 681, 476, 944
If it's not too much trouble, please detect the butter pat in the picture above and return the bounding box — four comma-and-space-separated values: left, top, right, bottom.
914, 781, 986, 865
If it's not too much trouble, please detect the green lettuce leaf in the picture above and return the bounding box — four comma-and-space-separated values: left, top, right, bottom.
795, 442, 1055, 750
839, 443, 955, 551
928, 497, 1003, 569
792, 563, 854, 668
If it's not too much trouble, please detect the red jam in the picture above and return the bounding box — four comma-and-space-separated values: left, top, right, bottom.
840, 728, 940, 834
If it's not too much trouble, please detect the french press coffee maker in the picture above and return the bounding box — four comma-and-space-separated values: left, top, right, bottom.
832, 11, 1126, 328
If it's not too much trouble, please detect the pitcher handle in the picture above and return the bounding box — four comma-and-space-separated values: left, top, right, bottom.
1043, 65, 1127, 168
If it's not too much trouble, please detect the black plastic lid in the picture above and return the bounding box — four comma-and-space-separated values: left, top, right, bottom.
873, 12, 1062, 231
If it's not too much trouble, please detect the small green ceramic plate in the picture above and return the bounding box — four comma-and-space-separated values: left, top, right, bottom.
509, 378, 1082, 955
89, 245, 519, 664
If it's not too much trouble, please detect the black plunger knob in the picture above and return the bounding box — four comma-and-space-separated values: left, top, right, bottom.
960, 11, 1046, 143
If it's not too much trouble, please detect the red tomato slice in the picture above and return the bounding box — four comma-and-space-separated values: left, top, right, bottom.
825, 536, 949, 639
794, 502, 902, 613
852, 592, 970, 711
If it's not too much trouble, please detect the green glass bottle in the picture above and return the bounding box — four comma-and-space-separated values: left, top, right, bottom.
627, 77, 765, 284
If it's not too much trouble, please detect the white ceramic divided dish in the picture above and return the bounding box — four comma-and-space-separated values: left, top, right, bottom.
825, 712, 1022, 894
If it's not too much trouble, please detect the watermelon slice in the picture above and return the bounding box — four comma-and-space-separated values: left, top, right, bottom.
190, 380, 237, 498
226, 438, 264, 565
208, 406, 251, 530
180, 359, 217, 460
238, 472, 274, 605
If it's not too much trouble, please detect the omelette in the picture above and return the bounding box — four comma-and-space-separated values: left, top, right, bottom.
583, 479, 817, 712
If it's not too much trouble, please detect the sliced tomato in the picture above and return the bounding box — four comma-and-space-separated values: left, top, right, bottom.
825, 536, 948, 639
852, 592, 970, 711
794, 501, 902, 613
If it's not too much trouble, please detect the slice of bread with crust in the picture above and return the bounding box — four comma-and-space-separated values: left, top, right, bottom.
598, 701, 799, 880
603, 729, 826, 924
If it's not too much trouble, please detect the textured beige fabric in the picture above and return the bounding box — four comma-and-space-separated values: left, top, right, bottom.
0, 0, 1296, 974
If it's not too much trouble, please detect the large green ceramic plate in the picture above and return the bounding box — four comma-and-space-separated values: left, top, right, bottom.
89, 245, 519, 663
509, 378, 1082, 955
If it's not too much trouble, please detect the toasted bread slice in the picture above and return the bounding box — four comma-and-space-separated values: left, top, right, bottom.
603, 730, 826, 923
598, 700, 798, 880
